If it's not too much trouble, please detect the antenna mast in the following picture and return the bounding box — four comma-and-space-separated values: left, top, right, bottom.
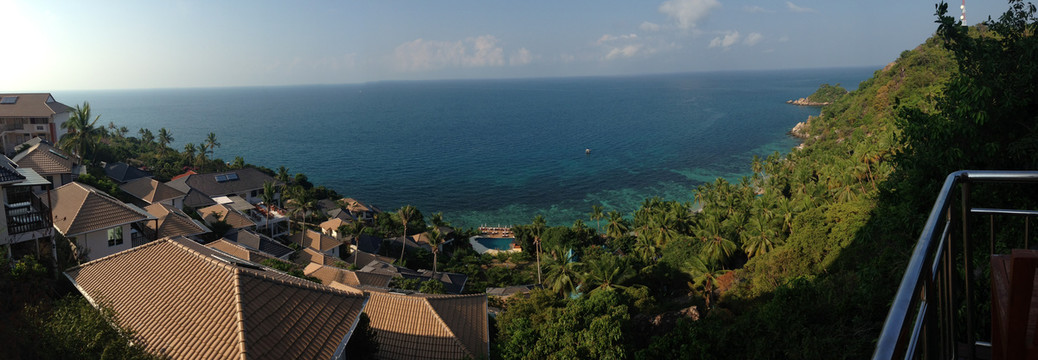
961, 0, 967, 26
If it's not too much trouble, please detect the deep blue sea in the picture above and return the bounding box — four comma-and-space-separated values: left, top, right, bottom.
57, 67, 875, 229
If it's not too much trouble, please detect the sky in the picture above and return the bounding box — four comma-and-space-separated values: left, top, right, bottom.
2, 0, 1010, 91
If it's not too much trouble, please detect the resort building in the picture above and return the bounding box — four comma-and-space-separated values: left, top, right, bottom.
102, 161, 153, 184
0, 155, 53, 259
304, 262, 395, 289
166, 167, 279, 205
362, 291, 489, 360
198, 203, 257, 234
222, 228, 293, 260
10, 140, 80, 188
319, 217, 352, 240
64, 237, 370, 360
49, 182, 156, 261
358, 260, 469, 294
0, 94, 72, 155
341, 197, 380, 223
291, 229, 344, 259
120, 178, 187, 209
141, 203, 211, 239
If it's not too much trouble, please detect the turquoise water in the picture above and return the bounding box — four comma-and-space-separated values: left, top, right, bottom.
473, 237, 516, 251
57, 68, 874, 228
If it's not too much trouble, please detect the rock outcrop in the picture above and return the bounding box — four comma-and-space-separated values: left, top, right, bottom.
790, 115, 813, 138
786, 97, 830, 106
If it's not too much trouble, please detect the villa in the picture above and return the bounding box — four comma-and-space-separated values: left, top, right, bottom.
166, 167, 280, 205
64, 237, 370, 360
120, 178, 187, 209
362, 291, 489, 360
0, 155, 53, 258
49, 182, 156, 261
142, 203, 211, 239
102, 161, 153, 184
0, 93, 72, 155
10, 140, 81, 188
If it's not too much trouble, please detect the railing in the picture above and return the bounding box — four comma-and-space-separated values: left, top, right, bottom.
874, 170, 1038, 359
6, 194, 51, 235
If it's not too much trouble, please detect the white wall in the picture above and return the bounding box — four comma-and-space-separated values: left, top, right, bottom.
76, 224, 132, 261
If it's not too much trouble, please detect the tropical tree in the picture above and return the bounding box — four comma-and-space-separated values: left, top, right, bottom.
740, 213, 780, 258
694, 211, 737, 268
580, 253, 636, 293
427, 227, 445, 276
204, 132, 220, 160
397, 205, 417, 263
531, 215, 546, 284
589, 204, 604, 233
261, 181, 278, 238
543, 254, 583, 296
605, 211, 629, 239
59, 102, 104, 163
183, 143, 197, 165
157, 128, 174, 155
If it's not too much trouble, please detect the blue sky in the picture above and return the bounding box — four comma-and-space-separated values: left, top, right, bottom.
2, 0, 1008, 91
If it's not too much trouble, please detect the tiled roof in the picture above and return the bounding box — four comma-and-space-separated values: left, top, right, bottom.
11, 141, 74, 175
319, 217, 351, 233
418, 270, 468, 294
359, 260, 467, 294
180, 188, 217, 209
364, 291, 489, 360
345, 249, 394, 268
0, 93, 71, 117
304, 263, 394, 288
291, 229, 342, 253
296, 247, 340, 266
224, 228, 293, 259
64, 237, 369, 360
207, 239, 274, 264
51, 182, 153, 236
486, 284, 541, 297
103, 162, 152, 183
198, 204, 255, 230
167, 167, 276, 198
342, 198, 380, 214
327, 208, 356, 222
143, 203, 211, 238
120, 178, 185, 204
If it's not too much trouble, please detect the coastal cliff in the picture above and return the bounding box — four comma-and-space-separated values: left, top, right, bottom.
786, 98, 830, 106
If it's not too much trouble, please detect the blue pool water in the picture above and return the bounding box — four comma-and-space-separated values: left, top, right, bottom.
472, 237, 516, 251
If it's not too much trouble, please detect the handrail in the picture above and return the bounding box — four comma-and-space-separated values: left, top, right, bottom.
874, 170, 1038, 359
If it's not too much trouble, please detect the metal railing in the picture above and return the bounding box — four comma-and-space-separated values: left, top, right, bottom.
874, 170, 1038, 359
6, 194, 52, 235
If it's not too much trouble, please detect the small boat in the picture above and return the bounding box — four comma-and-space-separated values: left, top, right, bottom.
585, 148, 591, 155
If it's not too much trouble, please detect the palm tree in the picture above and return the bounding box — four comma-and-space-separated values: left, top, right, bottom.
204, 132, 220, 161
157, 128, 174, 155
695, 211, 737, 268
397, 205, 417, 263
531, 215, 547, 284
581, 253, 636, 293
544, 254, 583, 296
183, 143, 197, 164
290, 188, 316, 234
605, 211, 629, 239
60, 102, 103, 164
427, 228, 445, 276
346, 220, 367, 267
740, 213, 779, 258
261, 181, 278, 238
589, 205, 604, 234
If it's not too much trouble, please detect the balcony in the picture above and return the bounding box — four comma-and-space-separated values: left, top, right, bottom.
874, 170, 1038, 359
6, 193, 51, 235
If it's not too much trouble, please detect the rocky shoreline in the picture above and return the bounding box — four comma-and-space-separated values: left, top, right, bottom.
786, 97, 830, 106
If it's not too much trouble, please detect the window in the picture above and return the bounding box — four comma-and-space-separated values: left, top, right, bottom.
107, 226, 123, 247
0, 96, 17, 104
251, 190, 258, 198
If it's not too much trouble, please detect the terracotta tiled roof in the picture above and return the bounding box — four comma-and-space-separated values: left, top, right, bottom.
207, 239, 274, 264
0, 93, 71, 117
319, 217, 351, 233
167, 168, 276, 199
296, 247, 340, 266
51, 182, 153, 236
64, 237, 369, 360
198, 204, 255, 230
342, 198, 380, 214
11, 141, 74, 175
120, 178, 185, 204
143, 203, 211, 238
345, 249, 394, 268
291, 229, 342, 253
304, 263, 394, 288
224, 228, 293, 259
364, 291, 489, 360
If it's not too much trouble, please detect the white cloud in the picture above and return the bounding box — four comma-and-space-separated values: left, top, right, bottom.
742, 5, 772, 13
393, 35, 509, 71
510, 48, 532, 65
744, 32, 763, 46
659, 0, 721, 30
640, 21, 661, 32
786, 2, 816, 13
709, 31, 740, 49
597, 33, 638, 45
779, 35, 790, 42
605, 44, 644, 60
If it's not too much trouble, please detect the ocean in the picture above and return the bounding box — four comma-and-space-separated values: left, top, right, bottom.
57, 67, 876, 229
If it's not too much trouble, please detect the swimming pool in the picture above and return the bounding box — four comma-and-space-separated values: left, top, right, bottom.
470, 237, 517, 253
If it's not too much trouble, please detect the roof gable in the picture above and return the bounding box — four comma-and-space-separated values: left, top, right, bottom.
121, 178, 186, 204
199, 204, 255, 230
143, 203, 210, 238
291, 229, 342, 252
51, 182, 153, 236
64, 237, 369, 360
180, 168, 276, 197
12, 141, 74, 175
364, 292, 489, 360
0, 93, 71, 117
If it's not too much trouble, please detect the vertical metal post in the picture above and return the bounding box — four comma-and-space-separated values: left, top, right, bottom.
989, 215, 994, 254
961, 180, 975, 359
944, 209, 956, 360
1026, 217, 1030, 249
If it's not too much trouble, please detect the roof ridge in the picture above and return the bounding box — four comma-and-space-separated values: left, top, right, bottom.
231, 267, 249, 359
239, 265, 369, 299
420, 295, 475, 358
